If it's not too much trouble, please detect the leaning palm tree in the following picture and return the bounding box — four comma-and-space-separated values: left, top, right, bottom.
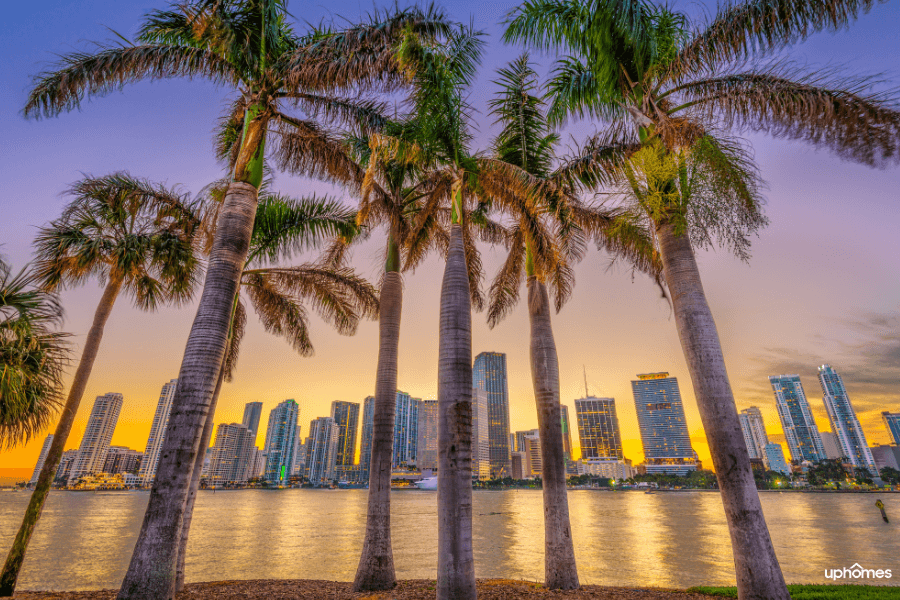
505, 1, 900, 597
22, 3, 449, 596
0, 175, 199, 597
0, 258, 69, 450
175, 187, 378, 591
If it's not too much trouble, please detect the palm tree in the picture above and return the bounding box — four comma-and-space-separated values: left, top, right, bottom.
505, 1, 900, 597
0, 258, 69, 450
175, 187, 378, 591
22, 3, 449, 596
0, 175, 199, 597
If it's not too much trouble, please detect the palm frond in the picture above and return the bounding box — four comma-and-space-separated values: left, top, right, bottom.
486, 226, 526, 328
223, 296, 247, 382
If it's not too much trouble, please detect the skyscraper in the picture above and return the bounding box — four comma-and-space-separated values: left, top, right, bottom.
764, 443, 791, 477
139, 379, 177, 486
575, 397, 624, 460
242, 401, 263, 438
515, 429, 540, 457
306, 417, 340, 484
818, 365, 877, 475
819, 431, 844, 460
263, 399, 300, 484
883, 411, 900, 445
471, 387, 490, 480
473, 351, 511, 478
738, 407, 769, 462
359, 396, 375, 484
523, 434, 542, 477
416, 400, 439, 471
29, 434, 54, 486
69, 393, 124, 484
103, 446, 142, 474
769, 375, 826, 463
331, 401, 360, 467
560, 405, 574, 461
392, 391, 420, 468
55, 449, 78, 483
631, 374, 696, 475
207, 423, 256, 485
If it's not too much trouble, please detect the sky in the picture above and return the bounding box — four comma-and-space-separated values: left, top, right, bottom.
2, 0, 899, 477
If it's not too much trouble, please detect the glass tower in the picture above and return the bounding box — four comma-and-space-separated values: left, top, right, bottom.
560, 404, 574, 461
69, 392, 124, 484
883, 411, 900, 445
306, 417, 340, 484
330, 401, 360, 467
392, 391, 420, 468
241, 401, 263, 438
416, 400, 439, 471
631, 373, 697, 475
359, 396, 375, 484
738, 407, 769, 462
769, 375, 826, 463
473, 351, 511, 478
139, 379, 177, 486
818, 365, 877, 475
263, 399, 300, 484
575, 397, 623, 460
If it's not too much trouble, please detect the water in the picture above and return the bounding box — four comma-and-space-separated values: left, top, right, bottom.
0, 489, 897, 591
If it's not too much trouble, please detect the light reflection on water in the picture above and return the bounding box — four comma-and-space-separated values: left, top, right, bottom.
0, 489, 897, 591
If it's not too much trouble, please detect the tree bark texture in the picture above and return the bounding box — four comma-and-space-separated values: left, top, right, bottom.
118, 182, 259, 600
352, 270, 402, 591
0, 276, 123, 597
436, 224, 476, 600
526, 277, 579, 590
656, 222, 789, 600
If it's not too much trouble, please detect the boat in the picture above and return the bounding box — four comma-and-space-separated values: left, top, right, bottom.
414, 476, 438, 490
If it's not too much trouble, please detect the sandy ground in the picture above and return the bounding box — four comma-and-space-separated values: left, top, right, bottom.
13, 579, 713, 599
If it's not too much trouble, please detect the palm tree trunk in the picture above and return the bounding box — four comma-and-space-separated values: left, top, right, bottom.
656, 222, 789, 600
526, 277, 579, 590
0, 275, 123, 597
118, 182, 259, 600
437, 223, 476, 600
174, 362, 225, 592
352, 262, 402, 591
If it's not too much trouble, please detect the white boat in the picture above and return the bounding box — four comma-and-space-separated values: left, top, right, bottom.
414, 477, 438, 490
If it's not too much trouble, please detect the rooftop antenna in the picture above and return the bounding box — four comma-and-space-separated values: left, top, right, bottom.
583, 365, 589, 397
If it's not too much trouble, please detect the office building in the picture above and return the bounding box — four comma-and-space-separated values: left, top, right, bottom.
102, 446, 142, 474
263, 399, 300, 484
523, 434, 542, 477
55, 450, 78, 483
870, 445, 900, 472
575, 397, 624, 460
819, 431, 844, 460
138, 379, 177, 486
511, 452, 527, 479
763, 443, 792, 476
393, 391, 420, 468
359, 396, 375, 484
515, 429, 539, 457
818, 365, 877, 475
472, 387, 491, 480
307, 417, 340, 484
416, 400, 439, 471
208, 423, 256, 485
738, 407, 769, 462
631, 374, 697, 475
29, 434, 54, 485
331, 401, 360, 467
242, 401, 263, 437
68, 393, 124, 484
883, 411, 900, 445
474, 351, 511, 478
769, 375, 826, 463
560, 405, 574, 461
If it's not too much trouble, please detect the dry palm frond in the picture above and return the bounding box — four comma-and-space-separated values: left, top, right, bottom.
223, 297, 247, 382
486, 226, 526, 329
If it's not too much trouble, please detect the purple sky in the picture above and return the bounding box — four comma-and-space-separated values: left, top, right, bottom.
3, 0, 899, 471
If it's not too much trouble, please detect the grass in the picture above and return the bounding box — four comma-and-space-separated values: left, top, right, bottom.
688, 584, 899, 599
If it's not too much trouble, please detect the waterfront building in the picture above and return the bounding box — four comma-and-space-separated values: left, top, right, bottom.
208, 423, 256, 485
331, 401, 360, 467
769, 375, 826, 463
472, 387, 491, 480
55, 450, 78, 483
510, 452, 527, 479
307, 417, 340, 484
763, 443, 792, 476
575, 397, 624, 460
560, 405, 574, 461
819, 431, 844, 460
631, 374, 697, 475
883, 411, 900, 445
738, 407, 769, 463
359, 396, 375, 484
393, 391, 420, 468
138, 379, 177, 486
870, 445, 900, 472
68, 393, 124, 484
818, 365, 877, 475
263, 399, 300, 484
29, 434, 54, 485
416, 400, 439, 471
102, 446, 142, 474
474, 351, 511, 478
514, 430, 539, 461
242, 401, 263, 438
523, 434, 542, 477
577, 459, 634, 480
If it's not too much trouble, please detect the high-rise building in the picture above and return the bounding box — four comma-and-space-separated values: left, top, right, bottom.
55, 449, 78, 483
139, 379, 177, 486
416, 400, 439, 471
331, 401, 360, 467
769, 375, 825, 463
819, 431, 844, 460
471, 387, 490, 480
818, 365, 877, 475
509, 433, 517, 453
392, 391, 420, 468
870, 445, 900, 472
738, 407, 769, 462
474, 351, 511, 478
102, 446, 142, 474
242, 401, 263, 438
307, 417, 340, 484
263, 399, 300, 484
359, 396, 375, 484
208, 423, 256, 485
763, 443, 792, 476
514, 429, 540, 457
883, 412, 900, 445
511, 452, 527, 479
631, 374, 697, 475
69, 393, 124, 484
560, 405, 574, 461
30, 434, 54, 486
523, 434, 542, 477
575, 397, 624, 460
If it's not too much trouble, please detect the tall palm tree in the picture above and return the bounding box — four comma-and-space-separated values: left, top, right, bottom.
0, 258, 69, 450
175, 188, 378, 591
22, 3, 449, 596
505, 1, 900, 598
485, 55, 661, 589
0, 175, 199, 597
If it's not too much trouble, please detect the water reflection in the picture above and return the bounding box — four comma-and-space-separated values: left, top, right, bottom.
0, 490, 896, 591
